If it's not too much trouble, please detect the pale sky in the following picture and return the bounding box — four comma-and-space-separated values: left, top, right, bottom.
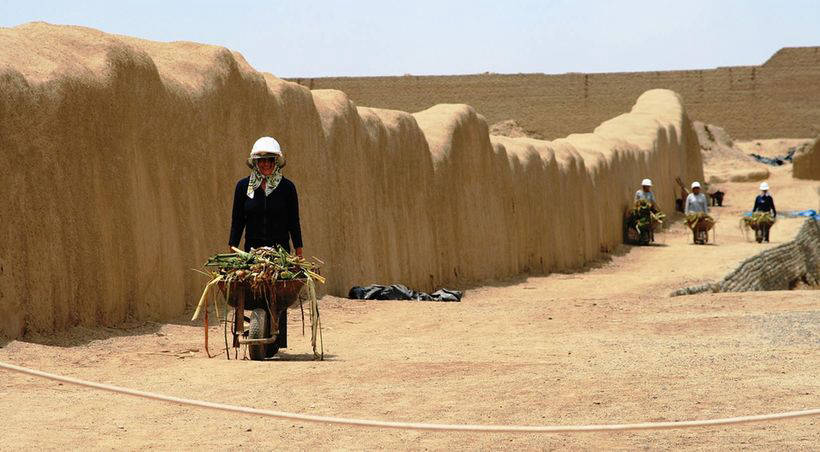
1, 0, 818, 78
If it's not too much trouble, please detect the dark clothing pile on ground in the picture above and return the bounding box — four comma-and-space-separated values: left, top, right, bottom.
348, 285, 462, 302
709, 191, 725, 206
748, 148, 797, 166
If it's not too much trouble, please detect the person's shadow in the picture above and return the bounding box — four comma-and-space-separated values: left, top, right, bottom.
268, 352, 338, 362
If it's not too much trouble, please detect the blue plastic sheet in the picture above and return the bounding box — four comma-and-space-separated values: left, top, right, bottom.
782, 210, 819, 220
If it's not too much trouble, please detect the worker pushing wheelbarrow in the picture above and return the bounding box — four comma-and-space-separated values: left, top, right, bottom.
748, 182, 777, 243
192, 136, 324, 360
685, 213, 715, 244
684, 181, 716, 245
626, 179, 666, 245
625, 200, 665, 245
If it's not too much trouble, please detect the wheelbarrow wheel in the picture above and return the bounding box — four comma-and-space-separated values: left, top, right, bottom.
638, 229, 651, 245
248, 308, 267, 361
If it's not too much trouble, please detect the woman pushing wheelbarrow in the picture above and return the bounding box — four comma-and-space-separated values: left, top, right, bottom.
192, 136, 324, 361
227, 136, 303, 358
750, 182, 777, 243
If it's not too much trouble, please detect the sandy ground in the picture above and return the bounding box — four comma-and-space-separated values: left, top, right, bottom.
1, 169, 818, 451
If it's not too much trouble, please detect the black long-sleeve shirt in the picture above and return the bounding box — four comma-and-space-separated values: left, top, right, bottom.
752, 194, 776, 217
229, 177, 303, 252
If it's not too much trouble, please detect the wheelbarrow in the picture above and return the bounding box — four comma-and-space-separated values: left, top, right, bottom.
624, 210, 660, 246
219, 279, 306, 360
747, 219, 775, 243
689, 217, 715, 245
626, 225, 654, 245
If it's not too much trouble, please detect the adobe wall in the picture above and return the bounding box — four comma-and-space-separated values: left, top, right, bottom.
296, 47, 820, 140
0, 23, 701, 338
793, 139, 820, 180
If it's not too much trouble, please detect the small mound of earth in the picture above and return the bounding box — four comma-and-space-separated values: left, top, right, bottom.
489, 119, 544, 139
694, 121, 770, 183
734, 138, 815, 159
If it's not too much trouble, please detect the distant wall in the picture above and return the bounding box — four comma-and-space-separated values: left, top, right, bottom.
0, 23, 702, 338
672, 219, 819, 296
296, 47, 820, 140
793, 139, 820, 180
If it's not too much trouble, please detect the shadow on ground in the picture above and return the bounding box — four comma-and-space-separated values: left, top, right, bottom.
270, 352, 338, 362
12, 321, 164, 348
3, 218, 704, 349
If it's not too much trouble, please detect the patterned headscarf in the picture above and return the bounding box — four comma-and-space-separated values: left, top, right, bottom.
247, 160, 283, 198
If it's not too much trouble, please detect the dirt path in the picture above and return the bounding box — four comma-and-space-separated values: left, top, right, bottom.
1, 171, 818, 450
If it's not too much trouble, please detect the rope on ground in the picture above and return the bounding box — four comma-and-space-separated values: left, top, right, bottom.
1, 360, 817, 433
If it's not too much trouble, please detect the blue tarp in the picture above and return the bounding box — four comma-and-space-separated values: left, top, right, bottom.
784, 210, 820, 220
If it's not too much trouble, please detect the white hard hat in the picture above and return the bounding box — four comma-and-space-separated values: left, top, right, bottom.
247, 136, 286, 168
641, 178, 652, 187
691, 181, 701, 189
759, 182, 770, 190
250, 136, 282, 158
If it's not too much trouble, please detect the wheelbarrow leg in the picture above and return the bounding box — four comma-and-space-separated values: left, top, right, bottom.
204, 303, 211, 358
233, 289, 245, 349
266, 309, 287, 356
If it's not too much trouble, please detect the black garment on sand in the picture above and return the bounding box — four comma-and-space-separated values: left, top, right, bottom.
229, 176, 303, 252
348, 285, 462, 302
710, 191, 724, 206
749, 148, 796, 166
228, 176, 304, 350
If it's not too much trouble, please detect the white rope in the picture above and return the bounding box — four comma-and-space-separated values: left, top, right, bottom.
1, 360, 817, 433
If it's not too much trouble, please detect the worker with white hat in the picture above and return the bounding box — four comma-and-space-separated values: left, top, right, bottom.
685, 181, 709, 215
634, 178, 657, 206
227, 136, 303, 357
752, 181, 776, 242
685, 181, 711, 244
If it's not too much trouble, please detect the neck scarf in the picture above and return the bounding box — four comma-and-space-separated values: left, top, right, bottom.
247, 164, 283, 198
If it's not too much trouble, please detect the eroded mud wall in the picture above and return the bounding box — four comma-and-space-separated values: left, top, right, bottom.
0, 23, 702, 338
